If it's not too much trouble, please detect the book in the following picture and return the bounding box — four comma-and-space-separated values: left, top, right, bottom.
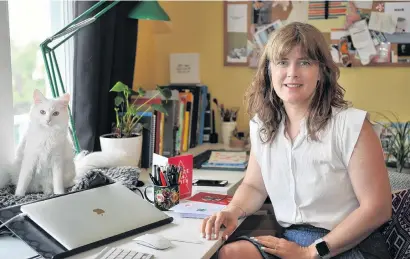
207, 151, 248, 165
152, 153, 193, 199
187, 192, 233, 205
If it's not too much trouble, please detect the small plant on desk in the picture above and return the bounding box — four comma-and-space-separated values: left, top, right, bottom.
109, 81, 171, 138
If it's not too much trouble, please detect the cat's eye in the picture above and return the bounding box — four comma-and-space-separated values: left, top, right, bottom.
52, 111, 59, 116
40, 110, 46, 115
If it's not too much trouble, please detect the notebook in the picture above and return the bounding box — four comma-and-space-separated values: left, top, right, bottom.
20, 183, 173, 251
201, 151, 248, 170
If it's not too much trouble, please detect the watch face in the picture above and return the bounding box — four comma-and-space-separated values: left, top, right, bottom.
316, 241, 330, 256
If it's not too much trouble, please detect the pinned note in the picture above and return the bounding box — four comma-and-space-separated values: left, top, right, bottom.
353, 1, 373, 9
348, 20, 377, 65
368, 12, 397, 34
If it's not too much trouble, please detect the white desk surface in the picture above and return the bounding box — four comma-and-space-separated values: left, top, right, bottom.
1, 143, 247, 259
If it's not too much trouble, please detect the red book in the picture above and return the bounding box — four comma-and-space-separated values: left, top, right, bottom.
153, 153, 193, 200
168, 154, 193, 199
187, 192, 232, 205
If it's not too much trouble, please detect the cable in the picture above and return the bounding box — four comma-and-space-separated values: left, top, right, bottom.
0, 213, 27, 229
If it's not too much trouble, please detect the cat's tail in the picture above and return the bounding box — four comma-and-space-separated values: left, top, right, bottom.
74, 150, 139, 180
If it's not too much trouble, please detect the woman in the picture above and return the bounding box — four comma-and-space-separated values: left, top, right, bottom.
201, 22, 392, 259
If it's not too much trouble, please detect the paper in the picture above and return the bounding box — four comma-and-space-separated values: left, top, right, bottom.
170, 53, 200, 84
331, 29, 349, 40
227, 4, 248, 33
286, 1, 309, 23
348, 20, 377, 65
331, 46, 340, 63
368, 12, 397, 34
254, 20, 283, 48
170, 200, 227, 219
353, 1, 373, 9
385, 2, 410, 33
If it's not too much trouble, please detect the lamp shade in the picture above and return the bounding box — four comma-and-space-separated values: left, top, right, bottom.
128, 1, 170, 21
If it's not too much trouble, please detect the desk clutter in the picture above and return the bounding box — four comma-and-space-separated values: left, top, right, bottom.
170, 192, 233, 219
223, 1, 410, 67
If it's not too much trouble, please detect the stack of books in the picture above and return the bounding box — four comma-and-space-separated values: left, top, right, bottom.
170, 192, 233, 219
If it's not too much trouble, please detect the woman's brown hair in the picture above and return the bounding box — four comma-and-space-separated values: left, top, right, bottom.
245, 22, 349, 143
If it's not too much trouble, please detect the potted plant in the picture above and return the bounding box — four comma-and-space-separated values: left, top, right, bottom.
100, 81, 171, 165
375, 112, 410, 173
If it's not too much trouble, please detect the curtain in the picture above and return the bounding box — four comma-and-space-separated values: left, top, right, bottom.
72, 1, 139, 152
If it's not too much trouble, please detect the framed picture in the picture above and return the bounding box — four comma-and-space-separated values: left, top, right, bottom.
223, 1, 251, 66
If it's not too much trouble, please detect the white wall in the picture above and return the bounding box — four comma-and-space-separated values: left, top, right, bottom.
0, 1, 15, 162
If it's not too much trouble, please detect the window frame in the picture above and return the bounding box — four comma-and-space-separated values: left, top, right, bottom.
0, 1, 15, 163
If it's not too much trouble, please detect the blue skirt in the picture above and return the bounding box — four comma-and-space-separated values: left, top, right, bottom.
218, 224, 391, 259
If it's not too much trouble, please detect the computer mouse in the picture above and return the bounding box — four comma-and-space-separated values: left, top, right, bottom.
133, 233, 172, 250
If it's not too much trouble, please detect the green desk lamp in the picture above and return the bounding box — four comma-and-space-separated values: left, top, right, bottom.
40, 0, 170, 154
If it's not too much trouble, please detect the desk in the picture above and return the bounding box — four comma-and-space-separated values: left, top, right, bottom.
1, 144, 247, 259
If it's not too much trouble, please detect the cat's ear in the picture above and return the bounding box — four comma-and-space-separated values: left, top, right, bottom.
59, 93, 70, 107
33, 89, 46, 104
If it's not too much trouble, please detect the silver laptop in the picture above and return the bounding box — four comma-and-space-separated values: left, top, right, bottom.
21, 182, 172, 250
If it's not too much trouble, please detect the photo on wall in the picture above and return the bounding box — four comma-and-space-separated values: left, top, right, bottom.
253, 20, 283, 49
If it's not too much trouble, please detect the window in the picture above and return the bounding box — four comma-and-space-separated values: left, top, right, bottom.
0, 1, 14, 163
2, 0, 74, 154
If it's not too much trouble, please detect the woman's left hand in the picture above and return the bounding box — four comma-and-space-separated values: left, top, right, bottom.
251, 236, 316, 259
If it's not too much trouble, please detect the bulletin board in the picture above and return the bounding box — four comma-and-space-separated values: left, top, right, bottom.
223, 1, 410, 68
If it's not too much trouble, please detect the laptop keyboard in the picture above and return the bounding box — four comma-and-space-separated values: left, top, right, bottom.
94, 247, 154, 259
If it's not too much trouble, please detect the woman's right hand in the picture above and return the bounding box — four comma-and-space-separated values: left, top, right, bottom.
200, 209, 239, 241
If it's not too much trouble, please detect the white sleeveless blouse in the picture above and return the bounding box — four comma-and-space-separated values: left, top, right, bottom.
250, 107, 367, 230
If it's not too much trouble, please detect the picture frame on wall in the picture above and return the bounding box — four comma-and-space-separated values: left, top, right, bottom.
223, 2, 251, 66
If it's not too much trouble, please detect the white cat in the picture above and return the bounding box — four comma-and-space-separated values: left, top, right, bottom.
0, 89, 138, 196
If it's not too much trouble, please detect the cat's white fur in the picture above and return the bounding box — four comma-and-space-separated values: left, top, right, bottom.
0, 89, 138, 196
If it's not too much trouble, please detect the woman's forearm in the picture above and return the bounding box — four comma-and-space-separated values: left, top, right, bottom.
226, 181, 268, 218
308, 204, 391, 257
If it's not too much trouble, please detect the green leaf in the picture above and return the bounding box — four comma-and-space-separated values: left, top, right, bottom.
128, 105, 139, 116
138, 88, 146, 96
156, 85, 172, 99
128, 88, 139, 96
151, 104, 168, 116
110, 81, 129, 93
114, 96, 124, 106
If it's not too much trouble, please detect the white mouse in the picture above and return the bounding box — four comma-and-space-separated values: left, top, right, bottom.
133, 233, 172, 250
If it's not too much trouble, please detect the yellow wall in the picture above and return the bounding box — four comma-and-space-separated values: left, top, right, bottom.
134, 1, 410, 133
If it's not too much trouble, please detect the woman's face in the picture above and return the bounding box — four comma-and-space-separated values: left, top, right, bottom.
270, 45, 320, 108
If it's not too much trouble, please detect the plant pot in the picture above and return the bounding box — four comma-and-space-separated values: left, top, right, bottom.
99, 133, 143, 166
221, 121, 237, 146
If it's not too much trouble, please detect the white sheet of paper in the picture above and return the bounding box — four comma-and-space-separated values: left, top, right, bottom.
227, 4, 248, 33
152, 153, 168, 176
331, 46, 340, 63
368, 11, 397, 34
385, 2, 410, 33
286, 1, 309, 23
353, 1, 373, 9
348, 20, 377, 65
331, 30, 349, 40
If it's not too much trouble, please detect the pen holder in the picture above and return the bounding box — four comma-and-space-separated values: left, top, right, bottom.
144, 184, 180, 211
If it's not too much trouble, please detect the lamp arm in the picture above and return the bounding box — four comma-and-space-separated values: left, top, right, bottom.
41, 0, 120, 49
50, 17, 96, 41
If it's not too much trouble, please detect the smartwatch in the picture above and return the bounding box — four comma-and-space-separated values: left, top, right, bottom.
314, 238, 331, 259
